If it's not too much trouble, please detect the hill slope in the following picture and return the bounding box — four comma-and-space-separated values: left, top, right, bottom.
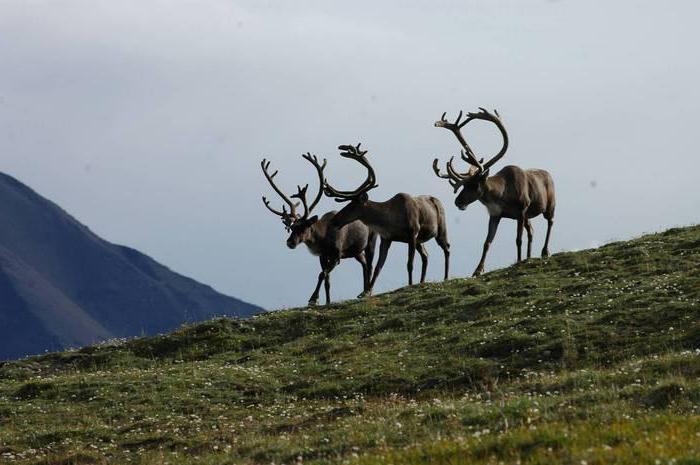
0, 172, 262, 360
0, 225, 698, 464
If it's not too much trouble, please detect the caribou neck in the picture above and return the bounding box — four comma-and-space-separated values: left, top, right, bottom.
478, 175, 506, 213
349, 199, 406, 240
304, 217, 329, 247
353, 200, 388, 228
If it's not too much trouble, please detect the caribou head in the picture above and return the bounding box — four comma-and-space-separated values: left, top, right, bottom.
323, 143, 378, 227
261, 153, 327, 249
433, 108, 508, 210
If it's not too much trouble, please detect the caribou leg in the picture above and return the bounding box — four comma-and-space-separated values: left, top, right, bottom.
323, 258, 338, 306
407, 239, 416, 286
416, 242, 429, 283
542, 217, 554, 258
364, 232, 377, 292
436, 231, 450, 281
474, 216, 501, 277
516, 214, 526, 263
309, 256, 328, 305
355, 252, 370, 298
368, 238, 392, 293
524, 218, 534, 259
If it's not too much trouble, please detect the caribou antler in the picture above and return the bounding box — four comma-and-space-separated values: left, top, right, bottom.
301, 152, 327, 215
435, 107, 509, 174
324, 143, 379, 202
432, 151, 476, 192
260, 158, 299, 226
435, 111, 484, 172
290, 184, 311, 220
461, 108, 509, 170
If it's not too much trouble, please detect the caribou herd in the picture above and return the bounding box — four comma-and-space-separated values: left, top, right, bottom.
261, 107, 556, 305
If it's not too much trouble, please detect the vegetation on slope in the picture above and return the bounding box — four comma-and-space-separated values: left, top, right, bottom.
0, 225, 699, 465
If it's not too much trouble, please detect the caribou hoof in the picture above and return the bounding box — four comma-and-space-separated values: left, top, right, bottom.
541, 249, 550, 258
472, 268, 483, 277
357, 291, 371, 299
308, 299, 318, 307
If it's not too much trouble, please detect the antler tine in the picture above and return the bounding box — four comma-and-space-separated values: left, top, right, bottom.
262, 195, 286, 217
338, 143, 368, 161
432, 158, 453, 180
324, 144, 378, 201
260, 158, 299, 218
462, 107, 509, 170
446, 156, 471, 181
355, 143, 368, 156
281, 205, 294, 229
301, 152, 327, 214
290, 184, 310, 220
459, 149, 481, 167
261, 160, 278, 179
432, 158, 464, 193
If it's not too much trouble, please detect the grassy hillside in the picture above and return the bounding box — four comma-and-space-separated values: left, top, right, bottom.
1, 225, 699, 465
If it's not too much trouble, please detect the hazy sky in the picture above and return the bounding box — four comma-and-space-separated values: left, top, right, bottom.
1, 1, 698, 310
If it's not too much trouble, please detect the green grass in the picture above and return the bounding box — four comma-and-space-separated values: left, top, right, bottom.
1, 225, 699, 465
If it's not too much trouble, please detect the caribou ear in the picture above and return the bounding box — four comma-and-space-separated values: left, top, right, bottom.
358, 192, 369, 203
308, 215, 318, 223
480, 169, 490, 179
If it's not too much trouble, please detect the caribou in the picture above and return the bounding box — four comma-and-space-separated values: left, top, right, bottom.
261, 153, 377, 305
433, 107, 556, 276
324, 144, 450, 294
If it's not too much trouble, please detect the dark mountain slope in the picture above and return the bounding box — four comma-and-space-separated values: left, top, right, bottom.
0, 171, 262, 360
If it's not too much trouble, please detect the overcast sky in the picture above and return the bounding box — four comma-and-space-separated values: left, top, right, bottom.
1, 1, 698, 310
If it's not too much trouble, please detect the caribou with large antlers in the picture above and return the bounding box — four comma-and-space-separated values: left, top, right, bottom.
433, 108, 556, 276
324, 144, 450, 294
261, 153, 377, 305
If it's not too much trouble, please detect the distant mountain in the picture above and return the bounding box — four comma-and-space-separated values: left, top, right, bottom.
0, 172, 262, 360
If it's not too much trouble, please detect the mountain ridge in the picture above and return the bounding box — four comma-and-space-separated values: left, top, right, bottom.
0, 171, 262, 360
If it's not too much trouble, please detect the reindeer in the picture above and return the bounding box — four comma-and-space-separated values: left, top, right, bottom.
324, 144, 450, 295
261, 153, 377, 305
433, 107, 555, 277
